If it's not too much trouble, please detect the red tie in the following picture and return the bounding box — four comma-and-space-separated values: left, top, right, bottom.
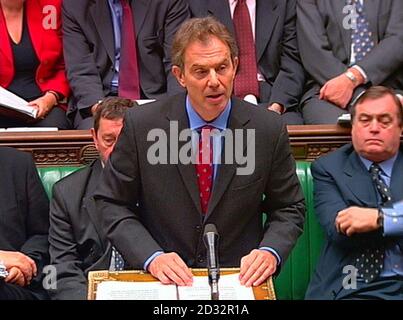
196, 126, 214, 214
119, 0, 140, 100
233, 0, 259, 99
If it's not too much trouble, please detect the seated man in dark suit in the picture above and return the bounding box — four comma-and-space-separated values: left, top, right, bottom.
48, 97, 133, 300
306, 86, 403, 299
94, 17, 305, 288
0, 148, 49, 300
297, 0, 403, 124
62, 0, 190, 129
187, 0, 305, 124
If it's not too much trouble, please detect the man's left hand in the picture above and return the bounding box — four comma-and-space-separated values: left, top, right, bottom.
335, 206, 379, 236
239, 249, 277, 287
319, 74, 355, 109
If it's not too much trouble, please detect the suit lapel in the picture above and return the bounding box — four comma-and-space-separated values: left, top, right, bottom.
132, 0, 148, 39
255, 0, 279, 62
344, 151, 378, 206
333, 0, 351, 60
390, 149, 403, 203
206, 98, 251, 218
0, 3, 13, 67
82, 160, 107, 249
166, 95, 203, 215
364, 0, 380, 44
90, 0, 115, 62
206, 0, 234, 34
26, 0, 43, 61
168, 96, 252, 217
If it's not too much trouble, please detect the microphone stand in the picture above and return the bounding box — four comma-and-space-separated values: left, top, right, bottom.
204, 224, 220, 300
207, 242, 220, 300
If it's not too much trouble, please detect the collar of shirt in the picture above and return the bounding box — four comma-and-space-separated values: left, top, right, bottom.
359, 153, 398, 185
185, 95, 231, 132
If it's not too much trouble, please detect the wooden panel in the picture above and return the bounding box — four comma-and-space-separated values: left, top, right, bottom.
288, 125, 353, 161
0, 130, 95, 167
0, 125, 401, 165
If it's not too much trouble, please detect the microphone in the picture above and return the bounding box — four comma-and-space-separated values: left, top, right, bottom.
203, 224, 220, 300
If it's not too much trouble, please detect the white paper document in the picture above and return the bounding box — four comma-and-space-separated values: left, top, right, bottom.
95, 273, 254, 300
337, 113, 351, 124
96, 281, 177, 300
0, 127, 58, 132
178, 273, 255, 300
135, 99, 155, 105
0, 86, 38, 119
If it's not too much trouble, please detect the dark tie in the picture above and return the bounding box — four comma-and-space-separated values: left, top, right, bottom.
196, 126, 214, 214
354, 163, 390, 283
349, 0, 375, 62
119, 0, 141, 100
232, 0, 259, 99
112, 247, 125, 271
369, 163, 392, 206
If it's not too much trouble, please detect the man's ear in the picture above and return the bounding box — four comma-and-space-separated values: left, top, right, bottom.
233, 56, 239, 76
172, 65, 186, 88
91, 128, 99, 151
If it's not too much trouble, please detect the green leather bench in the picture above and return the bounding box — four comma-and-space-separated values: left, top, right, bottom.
36, 161, 325, 300
273, 161, 325, 300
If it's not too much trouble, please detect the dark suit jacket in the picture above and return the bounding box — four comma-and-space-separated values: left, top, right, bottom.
0, 0, 70, 98
306, 144, 403, 300
48, 160, 112, 300
0, 147, 49, 299
62, 0, 190, 115
94, 93, 305, 271
297, 0, 403, 103
187, 0, 305, 110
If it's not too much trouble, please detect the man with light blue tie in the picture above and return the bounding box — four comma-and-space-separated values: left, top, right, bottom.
306, 86, 403, 299
297, 0, 403, 124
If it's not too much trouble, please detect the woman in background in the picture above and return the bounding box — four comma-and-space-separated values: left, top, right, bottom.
0, 0, 70, 128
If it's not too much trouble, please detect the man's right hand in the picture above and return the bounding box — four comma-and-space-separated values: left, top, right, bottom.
148, 252, 193, 286
0, 251, 37, 284
335, 207, 379, 236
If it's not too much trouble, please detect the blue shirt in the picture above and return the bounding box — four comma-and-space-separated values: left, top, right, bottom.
359, 154, 403, 277
143, 96, 281, 270
107, 0, 122, 93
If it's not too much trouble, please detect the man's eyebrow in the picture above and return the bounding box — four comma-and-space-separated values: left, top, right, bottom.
358, 113, 393, 118
191, 59, 231, 69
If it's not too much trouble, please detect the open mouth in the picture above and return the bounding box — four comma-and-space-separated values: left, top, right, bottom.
206, 93, 223, 99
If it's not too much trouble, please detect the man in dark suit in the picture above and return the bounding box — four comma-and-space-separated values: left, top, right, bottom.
95, 17, 305, 287
62, 0, 190, 129
186, 0, 305, 124
0, 148, 49, 300
48, 97, 133, 300
306, 86, 403, 299
297, 0, 403, 124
